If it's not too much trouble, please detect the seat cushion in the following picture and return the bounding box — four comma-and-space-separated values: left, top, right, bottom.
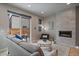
19, 43, 39, 53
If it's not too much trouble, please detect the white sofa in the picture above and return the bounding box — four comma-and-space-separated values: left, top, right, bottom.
0, 34, 44, 56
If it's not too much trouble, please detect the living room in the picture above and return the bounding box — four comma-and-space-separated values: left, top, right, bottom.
0, 3, 79, 56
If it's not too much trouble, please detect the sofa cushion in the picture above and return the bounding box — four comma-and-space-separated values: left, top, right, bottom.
19, 43, 40, 53
18, 42, 44, 56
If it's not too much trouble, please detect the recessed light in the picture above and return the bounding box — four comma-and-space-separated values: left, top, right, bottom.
41, 11, 44, 14
27, 5, 31, 7
66, 3, 71, 5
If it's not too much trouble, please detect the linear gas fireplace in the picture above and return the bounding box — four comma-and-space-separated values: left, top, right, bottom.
59, 31, 72, 38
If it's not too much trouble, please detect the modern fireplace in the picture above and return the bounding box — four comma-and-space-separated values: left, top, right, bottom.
59, 31, 72, 38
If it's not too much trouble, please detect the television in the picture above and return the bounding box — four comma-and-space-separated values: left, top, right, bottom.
40, 34, 49, 41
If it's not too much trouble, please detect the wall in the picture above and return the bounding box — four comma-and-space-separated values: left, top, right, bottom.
55, 8, 76, 47
55, 8, 76, 55
76, 6, 79, 46
43, 8, 76, 55
31, 16, 43, 43
44, 8, 76, 47
43, 15, 56, 39
0, 4, 42, 43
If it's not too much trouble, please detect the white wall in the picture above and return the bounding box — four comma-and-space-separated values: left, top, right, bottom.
44, 8, 76, 47
55, 8, 76, 47
43, 7, 76, 56
31, 16, 44, 43
43, 15, 56, 39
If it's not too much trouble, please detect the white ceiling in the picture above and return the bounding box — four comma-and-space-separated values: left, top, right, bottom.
9, 3, 79, 17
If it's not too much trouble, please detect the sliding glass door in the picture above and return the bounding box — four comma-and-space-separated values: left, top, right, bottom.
8, 11, 31, 42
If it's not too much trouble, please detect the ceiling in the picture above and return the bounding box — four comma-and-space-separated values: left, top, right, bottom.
8, 3, 79, 18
